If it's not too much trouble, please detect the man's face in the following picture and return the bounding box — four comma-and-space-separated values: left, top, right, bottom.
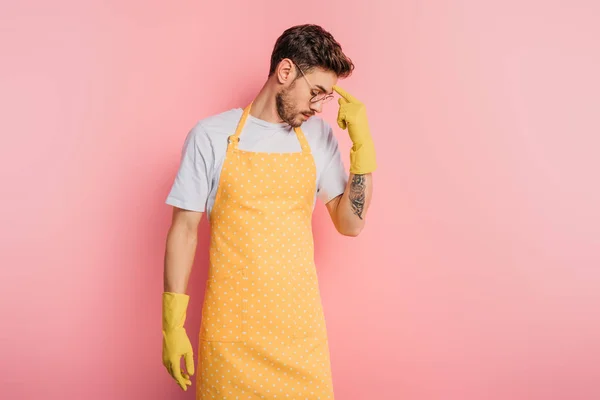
275, 67, 338, 128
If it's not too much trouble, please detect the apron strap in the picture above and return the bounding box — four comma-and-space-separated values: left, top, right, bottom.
228, 102, 312, 154
227, 103, 252, 148
293, 127, 311, 154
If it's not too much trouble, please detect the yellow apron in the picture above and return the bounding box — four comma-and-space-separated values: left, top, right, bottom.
196, 103, 335, 399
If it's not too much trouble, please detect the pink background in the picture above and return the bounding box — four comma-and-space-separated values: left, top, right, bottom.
1, 1, 599, 399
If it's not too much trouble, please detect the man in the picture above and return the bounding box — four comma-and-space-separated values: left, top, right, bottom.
161, 24, 376, 399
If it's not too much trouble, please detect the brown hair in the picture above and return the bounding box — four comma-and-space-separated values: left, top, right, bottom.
268, 24, 354, 79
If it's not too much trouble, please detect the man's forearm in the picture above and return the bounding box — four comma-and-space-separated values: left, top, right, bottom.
335, 172, 373, 236
163, 225, 198, 293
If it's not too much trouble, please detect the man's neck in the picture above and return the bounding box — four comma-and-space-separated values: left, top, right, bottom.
248, 82, 284, 124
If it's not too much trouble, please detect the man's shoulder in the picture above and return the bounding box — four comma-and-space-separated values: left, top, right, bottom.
187, 107, 244, 141
177, 108, 242, 158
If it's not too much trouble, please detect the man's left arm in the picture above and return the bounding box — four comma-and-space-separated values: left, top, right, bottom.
326, 172, 373, 236
326, 85, 377, 237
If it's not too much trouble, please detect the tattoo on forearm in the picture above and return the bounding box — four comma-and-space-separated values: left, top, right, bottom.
349, 174, 366, 219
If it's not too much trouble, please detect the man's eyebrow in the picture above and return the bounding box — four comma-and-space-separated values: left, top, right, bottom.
316, 84, 333, 95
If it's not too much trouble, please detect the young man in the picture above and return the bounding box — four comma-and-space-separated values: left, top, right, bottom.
161, 24, 376, 399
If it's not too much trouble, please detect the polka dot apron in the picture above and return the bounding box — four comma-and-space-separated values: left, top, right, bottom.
196, 102, 335, 399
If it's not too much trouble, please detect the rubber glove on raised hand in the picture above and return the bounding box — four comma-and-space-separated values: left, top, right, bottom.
162, 292, 195, 391
333, 85, 377, 175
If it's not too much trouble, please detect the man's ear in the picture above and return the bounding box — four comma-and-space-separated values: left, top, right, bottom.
276, 58, 295, 85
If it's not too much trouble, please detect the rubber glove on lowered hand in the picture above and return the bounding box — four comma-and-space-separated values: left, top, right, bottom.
162, 292, 195, 391
332, 85, 377, 175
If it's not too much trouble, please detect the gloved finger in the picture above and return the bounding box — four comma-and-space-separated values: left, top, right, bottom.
184, 351, 195, 376
333, 85, 360, 104
181, 372, 192, 387
178, 380, 189, 391
337, 108, 347, 130
170, 359, 188, 391
338, 97, 349, 106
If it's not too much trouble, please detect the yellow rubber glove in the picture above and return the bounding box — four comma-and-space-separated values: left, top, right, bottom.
333, 85, 377, 174
162, 292, 195, 391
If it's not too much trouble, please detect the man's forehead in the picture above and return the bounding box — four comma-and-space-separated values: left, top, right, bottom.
308, 70, 337, 94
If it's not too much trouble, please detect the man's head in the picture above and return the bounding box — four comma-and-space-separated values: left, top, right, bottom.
268, 24, 354, 127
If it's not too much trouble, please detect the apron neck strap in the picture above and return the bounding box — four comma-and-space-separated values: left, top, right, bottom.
228, 102, 311, 153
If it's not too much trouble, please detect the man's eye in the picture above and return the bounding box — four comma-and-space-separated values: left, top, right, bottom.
311, 91, 320, 97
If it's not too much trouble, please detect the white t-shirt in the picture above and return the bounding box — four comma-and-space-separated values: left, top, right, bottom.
166, 107, 348, 221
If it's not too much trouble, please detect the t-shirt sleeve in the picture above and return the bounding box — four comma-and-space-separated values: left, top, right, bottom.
165, 124, 213, 212
317, 122, 348, 204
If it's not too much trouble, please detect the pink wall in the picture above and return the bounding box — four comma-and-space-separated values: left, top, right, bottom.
1, 1, 599, 399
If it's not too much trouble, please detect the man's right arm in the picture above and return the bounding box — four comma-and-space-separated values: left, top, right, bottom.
163, 207, 204, 293
161, 122, 212, 390
161, 206, 203, 391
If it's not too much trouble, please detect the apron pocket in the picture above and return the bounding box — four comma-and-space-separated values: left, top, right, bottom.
200, 273, 245, 342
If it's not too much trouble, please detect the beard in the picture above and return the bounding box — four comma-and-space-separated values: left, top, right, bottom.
275, 84, 311, 128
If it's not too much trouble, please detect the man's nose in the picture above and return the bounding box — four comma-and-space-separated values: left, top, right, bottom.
309, 102, 323, 113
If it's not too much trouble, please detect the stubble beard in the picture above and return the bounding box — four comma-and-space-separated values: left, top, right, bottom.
275, 86, 302, 128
